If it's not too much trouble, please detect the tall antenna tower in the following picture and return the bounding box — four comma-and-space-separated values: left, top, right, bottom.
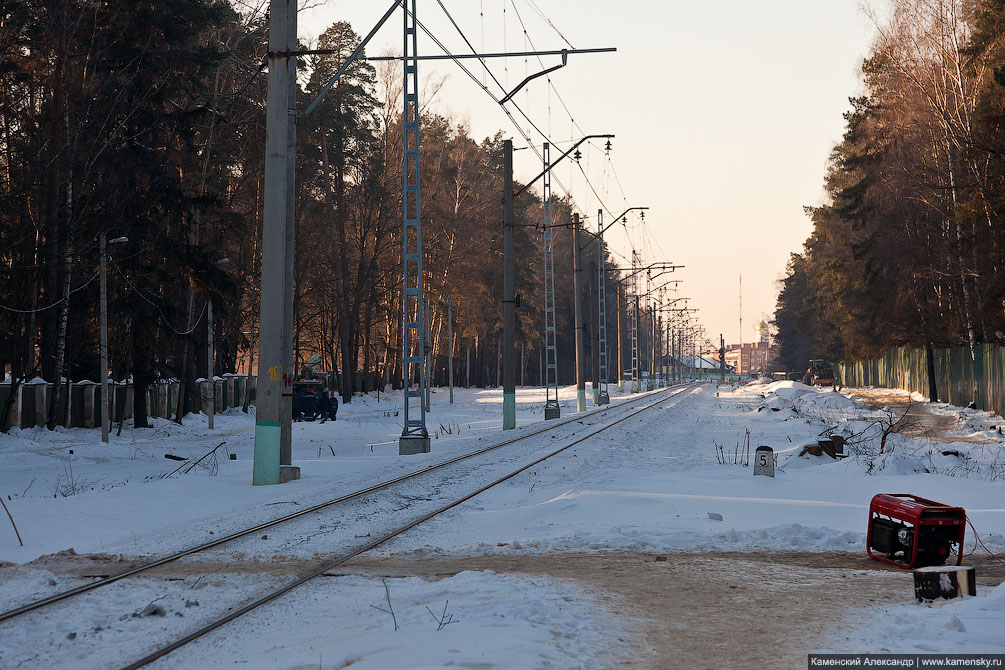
738, 273, 742, 345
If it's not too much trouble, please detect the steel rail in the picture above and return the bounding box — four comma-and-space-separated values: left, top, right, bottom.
0, 385, 678, 624
121, 385, 694, 670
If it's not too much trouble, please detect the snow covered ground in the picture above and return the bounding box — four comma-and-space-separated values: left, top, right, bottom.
1, 379, 1003, 668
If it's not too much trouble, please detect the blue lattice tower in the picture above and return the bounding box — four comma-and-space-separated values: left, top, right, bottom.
630, 251, 639, 393
597, 211, 609, 404
542, 143, 560, 419
400, 0, 429, 454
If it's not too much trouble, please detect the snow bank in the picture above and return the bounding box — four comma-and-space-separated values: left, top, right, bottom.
826, 581, 1005, 655
762, 380, 814, 398
794, 392, 859, 412
747, 381, 866, 423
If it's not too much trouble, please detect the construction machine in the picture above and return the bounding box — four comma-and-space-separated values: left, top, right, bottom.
803, 359, 836, 387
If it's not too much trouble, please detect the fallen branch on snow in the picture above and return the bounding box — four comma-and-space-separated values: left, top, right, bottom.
1, 496, 23, 546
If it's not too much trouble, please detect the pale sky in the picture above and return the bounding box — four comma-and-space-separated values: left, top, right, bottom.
299, 0, 875, 346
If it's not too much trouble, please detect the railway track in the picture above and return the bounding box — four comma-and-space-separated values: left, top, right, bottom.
116, 385, 689, 669
0, 385, 686, 633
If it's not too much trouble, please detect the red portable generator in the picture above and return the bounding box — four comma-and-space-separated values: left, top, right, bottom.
867, 494, 966, 569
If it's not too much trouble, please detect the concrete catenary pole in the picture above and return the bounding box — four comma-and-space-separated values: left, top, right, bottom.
573, 213, 586, 412
502, 140, 516, 429
280, 3, 297, 469
253, 0, 295, 486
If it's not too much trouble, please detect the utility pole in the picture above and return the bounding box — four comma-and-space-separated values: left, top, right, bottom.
253, 0, 296, 486
652, 309, 659, 387
591, 259, 599, 405
590, 211, 599, 405
720, 333, 726, 384
400, 0, 430, 454
511, 136, 611, 419
651, 303, 656, 389
665, 314, 671, 386
207, 300, 214, 430
281, 1, 296, 470
253, 0, 403, 476
596, 210, 609, 404
573, 213, 586, 412
672, 320, 678, 381
692, 330, 697, 380
617, 282, 624, 392
677, 328, 682, 383
99, 233, 109, 444
541, 143, 560, 419
630, 252, 639, 393
502, 140, 516, 429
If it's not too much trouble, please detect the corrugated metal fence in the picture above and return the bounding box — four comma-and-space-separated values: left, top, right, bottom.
837, 344, 1005, 417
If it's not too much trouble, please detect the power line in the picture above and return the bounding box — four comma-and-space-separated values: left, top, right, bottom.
503, 0, 632, 227
508, 1, 583, 137
424, 2, 646, 274
522, 0, 576, 50
0, 272, 99, 314
431, 1, 619, 221
425, 2, 584, 211
110, 259, 208, 336
607, 153, 629, 206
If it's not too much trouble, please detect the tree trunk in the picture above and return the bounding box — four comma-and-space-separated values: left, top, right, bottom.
362, 293, 374, 393
321, 133, 353, 404
174, 291, 196, 422
46, 52, 76, 430
926, 341, 939, 402
914, 566, 975, 601
132, 322, 151, 428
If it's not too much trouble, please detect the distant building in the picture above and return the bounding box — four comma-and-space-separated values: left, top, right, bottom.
706, 349, 736, 374
724, 341, 778, 376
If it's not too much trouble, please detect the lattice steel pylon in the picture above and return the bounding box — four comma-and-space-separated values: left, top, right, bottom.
630, 251, 639, 393
596, 210, 610, 404
542, 143, 560, 419
400, 0, 429, 454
